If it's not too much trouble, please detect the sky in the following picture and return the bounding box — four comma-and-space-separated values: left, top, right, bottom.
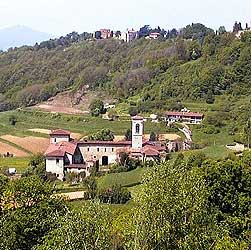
0, 0, 250, 37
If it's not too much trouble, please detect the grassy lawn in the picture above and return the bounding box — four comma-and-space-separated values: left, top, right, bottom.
97, 167, 146, 189
0, 109, 169, 138
192, 126, 234, 147
201, 145, 232, 159
0, 157, 30, 173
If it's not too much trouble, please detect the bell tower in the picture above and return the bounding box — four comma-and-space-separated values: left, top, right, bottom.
132, 116, 144, 149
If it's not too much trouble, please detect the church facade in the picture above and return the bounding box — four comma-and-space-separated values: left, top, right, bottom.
45, 116, 166, 180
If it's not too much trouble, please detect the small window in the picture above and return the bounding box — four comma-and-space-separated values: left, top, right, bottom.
54, 138, 57, 143
56, 159, 60, 164
56, 174, 59, 177
112, 148, 114, 152
105, 148, 107, 152
136, 123, 140, 134
93, 156, 97, 159
97, 148, 99, 152
87, 148, 90, 152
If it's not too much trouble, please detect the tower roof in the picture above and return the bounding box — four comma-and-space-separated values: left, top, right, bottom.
132, 115, 144, 120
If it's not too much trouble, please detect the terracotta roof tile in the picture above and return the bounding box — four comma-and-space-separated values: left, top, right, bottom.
50, 129, 71, 136
45, 141, 77, 157
165, 111, 204, 118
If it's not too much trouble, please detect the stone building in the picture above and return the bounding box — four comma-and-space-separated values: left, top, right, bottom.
45, 116, 166, 180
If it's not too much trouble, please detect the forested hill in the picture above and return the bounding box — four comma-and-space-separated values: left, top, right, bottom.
0, 24, 251, 112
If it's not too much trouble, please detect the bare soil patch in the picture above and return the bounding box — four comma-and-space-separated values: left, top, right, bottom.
1, 135, 50, 153
0, 141, 29, 157
32, 90, 115, 115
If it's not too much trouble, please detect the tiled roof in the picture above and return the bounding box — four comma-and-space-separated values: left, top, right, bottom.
142, 145, 161, 156
132, 115, 144, 120
78, 140, 132, 146
50, 129, 71, 136
165, 111, 204, 118
45, 149, 65, 157
45, 141, 77, 157
66, 164, 87, 169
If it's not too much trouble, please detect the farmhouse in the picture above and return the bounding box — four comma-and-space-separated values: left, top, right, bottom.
165, 111, 204, 124
45, 116, 166, 180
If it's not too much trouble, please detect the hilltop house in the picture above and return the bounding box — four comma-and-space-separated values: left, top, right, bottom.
45, 116, 166, 180
165, 111, 204, 124
121, 29, 138, 43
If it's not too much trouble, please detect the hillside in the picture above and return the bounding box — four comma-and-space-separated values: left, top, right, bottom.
0, 26, 51, 51
0, 24, 250, 147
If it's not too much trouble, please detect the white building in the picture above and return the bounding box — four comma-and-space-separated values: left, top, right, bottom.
121, 29, 138, 43
45, 116, 166, 180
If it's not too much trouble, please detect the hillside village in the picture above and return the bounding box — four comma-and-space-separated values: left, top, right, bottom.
0, 15, 251, 249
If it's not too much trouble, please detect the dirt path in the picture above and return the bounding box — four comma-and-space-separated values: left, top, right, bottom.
55, 191, 86, 200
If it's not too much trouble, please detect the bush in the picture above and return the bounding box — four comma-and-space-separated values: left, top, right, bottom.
98, 185, 131, 204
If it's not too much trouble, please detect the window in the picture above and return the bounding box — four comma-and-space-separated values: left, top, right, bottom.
105, 148, 107, 152
112, 148, 114, 152
56, 159, 60, 164
136, 123, 140, 134
87, 148, 90, 152
54, 138, 57, 143
97, 148, 99, 152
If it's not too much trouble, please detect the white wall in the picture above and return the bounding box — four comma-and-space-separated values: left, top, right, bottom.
46, 157, 64, 180
50, 135, 70, 144
132, 119, 143, 149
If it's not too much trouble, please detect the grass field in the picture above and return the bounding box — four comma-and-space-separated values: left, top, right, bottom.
97, 167, 146, 189
0, 109, 169, 137
0, 157, 30, 173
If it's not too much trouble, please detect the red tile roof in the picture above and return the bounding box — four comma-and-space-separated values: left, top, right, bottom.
66, 164, 87, 169
142, 145, 161, 156
45, 141, 77, 157
50, 129, 71, 136
165, 111, 204, 118
78, 140, 132, 146
132, 115, 144, 120
45, 150, 65, 157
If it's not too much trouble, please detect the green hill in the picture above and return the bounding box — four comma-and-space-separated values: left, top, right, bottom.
0, 25, 250, 146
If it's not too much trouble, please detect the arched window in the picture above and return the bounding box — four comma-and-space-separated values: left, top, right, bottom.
136, 123, 140, 134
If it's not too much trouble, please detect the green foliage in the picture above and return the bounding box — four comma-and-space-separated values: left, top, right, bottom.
89, 99, 105, 117
36, 201, 112, 250
88, 128, 114, 141
149, 131, 157, 141
133, 161, 215, 249
98, 185, 131, 204
0, 176, 67, 250
9, 115, 17, 126
124, 128, 132, 140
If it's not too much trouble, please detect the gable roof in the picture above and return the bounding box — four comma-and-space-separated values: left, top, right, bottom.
165, 111, 204, 118
45, 141, 77, 157
132, 115, 144, 120
50, 129, 71, 136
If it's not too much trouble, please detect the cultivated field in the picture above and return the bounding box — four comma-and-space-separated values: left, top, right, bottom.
1, 135, 50, 154
0, 141, 29, 157
28, 128, 82, 139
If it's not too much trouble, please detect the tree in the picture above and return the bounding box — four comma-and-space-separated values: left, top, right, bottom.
124, 129, 132, 141
149, 131, 157, 141
218, 26, 226, 35
98, 185, 131, 204
9, 115, 17, 126
36, 201, 112, 250
0, 176, 67, 250
89, 99, 105, 117
133, 161, 216, 249
242, 119, 251, 148
88, 129, 114, 141
128, 106, 138, 116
